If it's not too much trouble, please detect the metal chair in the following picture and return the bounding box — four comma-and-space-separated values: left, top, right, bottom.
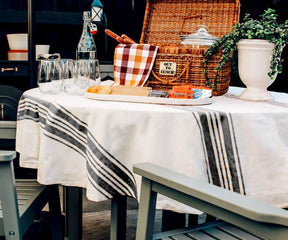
134, 162, 288, 240
0, 121, 62, 240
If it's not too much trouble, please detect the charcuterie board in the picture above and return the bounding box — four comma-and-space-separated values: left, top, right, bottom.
85, 92, 213, 106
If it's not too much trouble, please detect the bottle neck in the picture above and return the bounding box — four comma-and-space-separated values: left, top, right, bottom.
82, 19, 91, 37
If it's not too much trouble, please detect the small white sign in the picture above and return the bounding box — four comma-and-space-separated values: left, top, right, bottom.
159, 62, 176, 76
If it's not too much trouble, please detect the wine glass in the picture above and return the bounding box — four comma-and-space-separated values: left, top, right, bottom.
62, 59, 76, 94
75, 60, 89, 95
37, 60, 63, 94
87, 59, 101, 87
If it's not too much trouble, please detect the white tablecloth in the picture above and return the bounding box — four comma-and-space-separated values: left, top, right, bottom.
16, 87, 288, 213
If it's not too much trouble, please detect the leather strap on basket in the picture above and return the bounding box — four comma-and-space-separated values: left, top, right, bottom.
151, 61, 191, 85
180, 14, 202, 33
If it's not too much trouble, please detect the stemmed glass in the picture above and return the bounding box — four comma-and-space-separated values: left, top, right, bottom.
75, 60, 89, 92
62, 59, 76, 94
37, 60, 63, 94
87, 59, 101, 87
74, 59, 101, 95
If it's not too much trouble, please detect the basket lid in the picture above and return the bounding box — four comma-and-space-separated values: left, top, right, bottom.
140, 0, 240, 46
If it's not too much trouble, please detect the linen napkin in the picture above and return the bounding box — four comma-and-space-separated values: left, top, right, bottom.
114, 44, 159, 87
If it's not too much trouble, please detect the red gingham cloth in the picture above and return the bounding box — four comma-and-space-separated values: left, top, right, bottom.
114, 44, 159, 87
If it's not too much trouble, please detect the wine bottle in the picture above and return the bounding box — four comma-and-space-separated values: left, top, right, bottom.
76, 11, 97, 60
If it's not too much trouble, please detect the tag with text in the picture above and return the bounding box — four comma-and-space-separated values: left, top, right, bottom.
159, 62, 176, 76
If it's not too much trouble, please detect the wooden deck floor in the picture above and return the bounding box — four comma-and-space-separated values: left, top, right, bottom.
82, 192, 162, 240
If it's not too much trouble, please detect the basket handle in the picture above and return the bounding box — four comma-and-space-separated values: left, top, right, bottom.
151, 61, 191, 85
180, 14, 203, 33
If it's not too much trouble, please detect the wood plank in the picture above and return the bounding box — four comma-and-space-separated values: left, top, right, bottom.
218, 223, 263, 240
155, 221, 224, 239
17, 193, 34, 198
16, 187, 43, 192
203, 226, 240, 239
187, 231, 216, 240
170, 233, 193, 239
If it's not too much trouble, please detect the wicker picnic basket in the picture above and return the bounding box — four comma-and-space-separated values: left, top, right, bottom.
140, 0, 240, 96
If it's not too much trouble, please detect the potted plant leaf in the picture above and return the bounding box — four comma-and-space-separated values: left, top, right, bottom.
202, 8, 288, 100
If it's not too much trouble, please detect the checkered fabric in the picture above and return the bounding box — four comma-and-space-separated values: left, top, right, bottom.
114, 44, 159, 87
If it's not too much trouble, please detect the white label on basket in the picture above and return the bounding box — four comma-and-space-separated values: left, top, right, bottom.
159, 62, 176, 76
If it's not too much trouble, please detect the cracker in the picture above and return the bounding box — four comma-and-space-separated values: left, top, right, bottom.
87, 86, 112, 94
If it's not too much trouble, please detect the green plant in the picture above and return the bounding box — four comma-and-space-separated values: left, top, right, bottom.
202, 8, 288, 88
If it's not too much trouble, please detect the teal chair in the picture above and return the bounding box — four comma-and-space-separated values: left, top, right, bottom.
134, 162, 288, 240
0, 121, 62, 240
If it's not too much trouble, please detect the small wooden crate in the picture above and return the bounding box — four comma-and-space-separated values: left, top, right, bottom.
140, 0, 240, 96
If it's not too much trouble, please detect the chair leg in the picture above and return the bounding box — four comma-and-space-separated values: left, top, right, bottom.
47, 185, 63, 240
0, 161, 21, 240
136, 178, 157, 240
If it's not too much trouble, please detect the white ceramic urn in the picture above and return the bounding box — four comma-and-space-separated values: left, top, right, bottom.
236, 39, 277, 101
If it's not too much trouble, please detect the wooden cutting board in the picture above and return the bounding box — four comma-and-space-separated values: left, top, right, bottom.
111, 85, 152, 96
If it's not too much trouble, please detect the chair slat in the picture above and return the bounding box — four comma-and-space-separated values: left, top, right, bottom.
0, 180, 46, 217
217, 223, 263, 240
203, 226, 242, 239
16, 179, 42, 185
17, 193, 34, 199
170, 234, 193, 239
186, 231, 217, 240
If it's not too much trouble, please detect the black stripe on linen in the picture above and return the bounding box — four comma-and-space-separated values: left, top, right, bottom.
211, 111, 230, 190
193, 111, 244, 194
38, 108, 87, 145
197, 112, 223, 187
19, 96, 87, 136
18, 100, 87, 152
86, 149, 135, 197
46, 130, 125, 200
19, 96, 87, 145
192, 112, 212, 183
86, 159, 121, 197
87, 177, 112, 199
219, 113, 242, 193
228, 113, 246, 195
53, 104, 87, 133
43, 124, 86, 153
88, 132, 137, 186
18, 113, 39, 122
44, 133, 86, 160
18, 108, 39, 120
87, 133, 138, 198
55, 104, 137, 198
18, 94, 138, 199
17, 101, 39, 120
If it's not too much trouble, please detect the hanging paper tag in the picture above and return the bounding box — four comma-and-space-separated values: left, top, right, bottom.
91, 23, 98, 35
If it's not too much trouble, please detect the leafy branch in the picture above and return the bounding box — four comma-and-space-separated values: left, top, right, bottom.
202, 8, 288, 88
